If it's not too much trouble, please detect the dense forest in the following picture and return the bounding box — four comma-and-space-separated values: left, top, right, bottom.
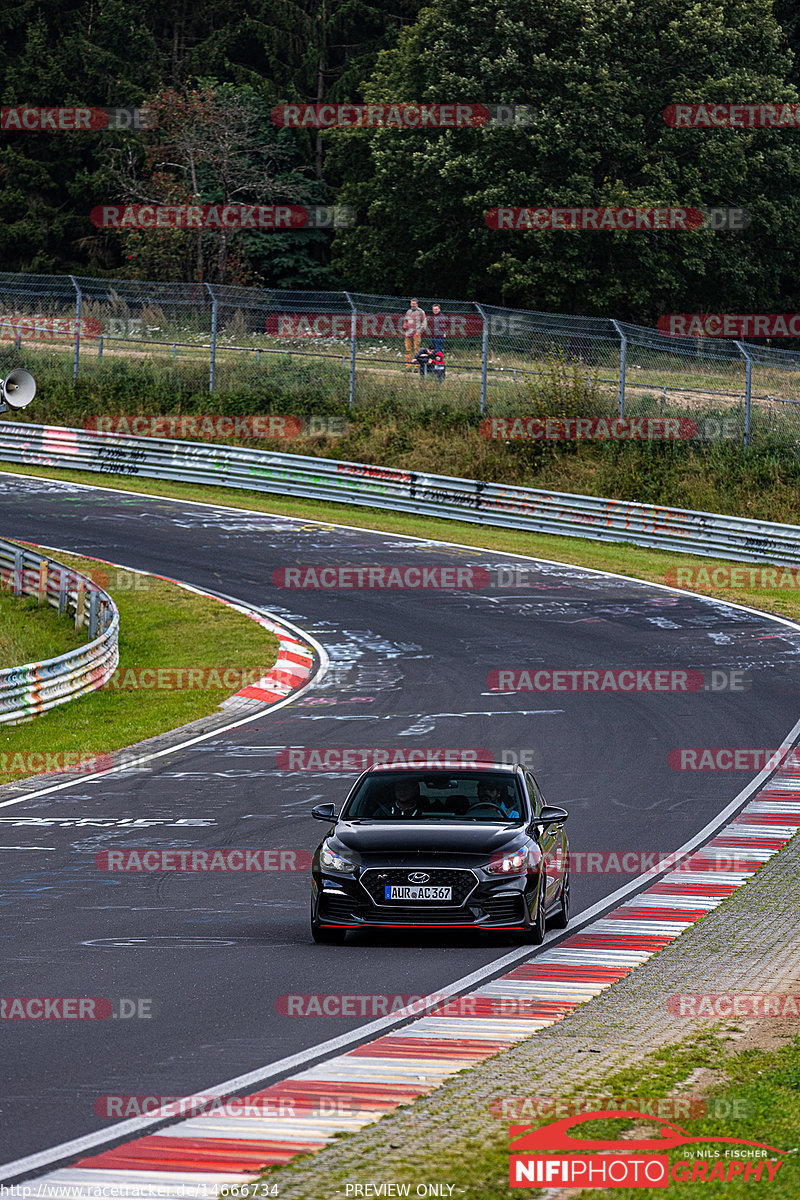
2, 0, 800, 322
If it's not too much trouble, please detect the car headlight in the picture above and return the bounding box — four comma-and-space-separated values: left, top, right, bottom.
320, 842, 355, 873
486, 849, 529, 875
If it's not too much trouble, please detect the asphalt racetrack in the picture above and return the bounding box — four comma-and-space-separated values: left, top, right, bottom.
2, 472, 799, 1167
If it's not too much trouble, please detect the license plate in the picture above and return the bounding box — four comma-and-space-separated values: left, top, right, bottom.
385, 885, 452, 901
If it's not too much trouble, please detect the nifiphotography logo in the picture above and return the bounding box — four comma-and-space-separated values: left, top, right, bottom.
508, 1111, 785, 1188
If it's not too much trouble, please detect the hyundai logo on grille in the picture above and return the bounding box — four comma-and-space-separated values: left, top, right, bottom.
407, 872, 430, 884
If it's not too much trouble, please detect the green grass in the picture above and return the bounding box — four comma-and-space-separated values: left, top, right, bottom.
568, 1036, 800, 1199
0, 550, 279, 786
3, 341, 800, 522
253, 1032, 800, 1199
0, 588, 86, 668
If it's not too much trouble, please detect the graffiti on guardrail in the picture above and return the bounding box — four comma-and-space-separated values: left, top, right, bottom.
2, 426, 800, 567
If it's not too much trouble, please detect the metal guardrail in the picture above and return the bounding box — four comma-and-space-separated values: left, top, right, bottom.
1, 421, 799, 567
0, 537, 119, 724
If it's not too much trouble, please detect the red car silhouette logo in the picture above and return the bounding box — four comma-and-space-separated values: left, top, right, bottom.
510, 1110, 784, 1156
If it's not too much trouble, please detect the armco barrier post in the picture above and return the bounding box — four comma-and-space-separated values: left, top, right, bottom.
475, 302, 489, 415
206, 283, 218, 394
89, 591, 100, 639
75, 583, 85, 629
611, 318, 626, 419
734, 341, 752, 449
58, 570, 68, 616
69, 275, 82, 385
343, 291, 357, 410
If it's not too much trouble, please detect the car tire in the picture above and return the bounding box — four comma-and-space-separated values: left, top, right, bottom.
552, 867, 570, 929
527, 874, 547, 944
311, 901, 348, 944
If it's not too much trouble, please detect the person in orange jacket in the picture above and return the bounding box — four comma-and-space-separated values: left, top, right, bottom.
402, 299, 428, 371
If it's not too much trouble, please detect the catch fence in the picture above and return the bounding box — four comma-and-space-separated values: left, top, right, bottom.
1, 273, 800, 445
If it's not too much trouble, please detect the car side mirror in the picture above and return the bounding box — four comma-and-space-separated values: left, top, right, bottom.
311, 803, 337, 822
538, 805, 569, 825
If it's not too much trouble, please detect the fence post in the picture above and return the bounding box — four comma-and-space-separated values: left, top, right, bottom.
343, 291, 357, 411
474, 302, 489, 415
13, 550, 23, 597
69, 275, 82, 386
205, 283, 218, 393
734, 341, 752, 449
611, 319, 626, 419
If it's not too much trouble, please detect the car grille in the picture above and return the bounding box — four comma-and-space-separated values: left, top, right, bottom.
482, 894, 525, 923
359, 867, 477, 906
360, 905, 476, 925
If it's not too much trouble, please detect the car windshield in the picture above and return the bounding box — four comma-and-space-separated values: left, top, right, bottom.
340, 771, 526, 822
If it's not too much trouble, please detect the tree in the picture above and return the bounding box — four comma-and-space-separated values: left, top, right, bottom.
330, 0, 800, 321
105, 83, 327, 284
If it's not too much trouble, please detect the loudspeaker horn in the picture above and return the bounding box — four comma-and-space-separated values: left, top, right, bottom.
1, 369, 36, 409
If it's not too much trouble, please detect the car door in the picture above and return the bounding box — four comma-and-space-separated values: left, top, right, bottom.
525, 770, 563, 905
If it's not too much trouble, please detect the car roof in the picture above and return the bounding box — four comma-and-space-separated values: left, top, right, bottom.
359, 761, 521, 775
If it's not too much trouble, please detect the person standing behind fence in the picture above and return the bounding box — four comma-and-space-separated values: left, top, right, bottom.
429, 303, 446, 355
402, 299, 428, 371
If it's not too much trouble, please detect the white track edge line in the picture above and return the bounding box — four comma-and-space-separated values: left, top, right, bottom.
0, 551, 330, 810
4, 713, 800, 1181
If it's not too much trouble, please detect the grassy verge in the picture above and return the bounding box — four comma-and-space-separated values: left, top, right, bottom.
3, 346, 800, 523
0, 588, 87, 668
3, 461, 800, 629
255, 1031, 800, 1199
0, 549, 279, 787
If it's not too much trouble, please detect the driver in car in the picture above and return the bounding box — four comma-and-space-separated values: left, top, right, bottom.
477, 779, 521, 819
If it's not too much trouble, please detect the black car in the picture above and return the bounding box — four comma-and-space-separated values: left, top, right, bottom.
310, 762, 569, 944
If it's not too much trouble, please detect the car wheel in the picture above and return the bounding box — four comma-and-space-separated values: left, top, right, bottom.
528, 874, 547, 944
311, 901, 348, 944
552, 867, 570, 929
